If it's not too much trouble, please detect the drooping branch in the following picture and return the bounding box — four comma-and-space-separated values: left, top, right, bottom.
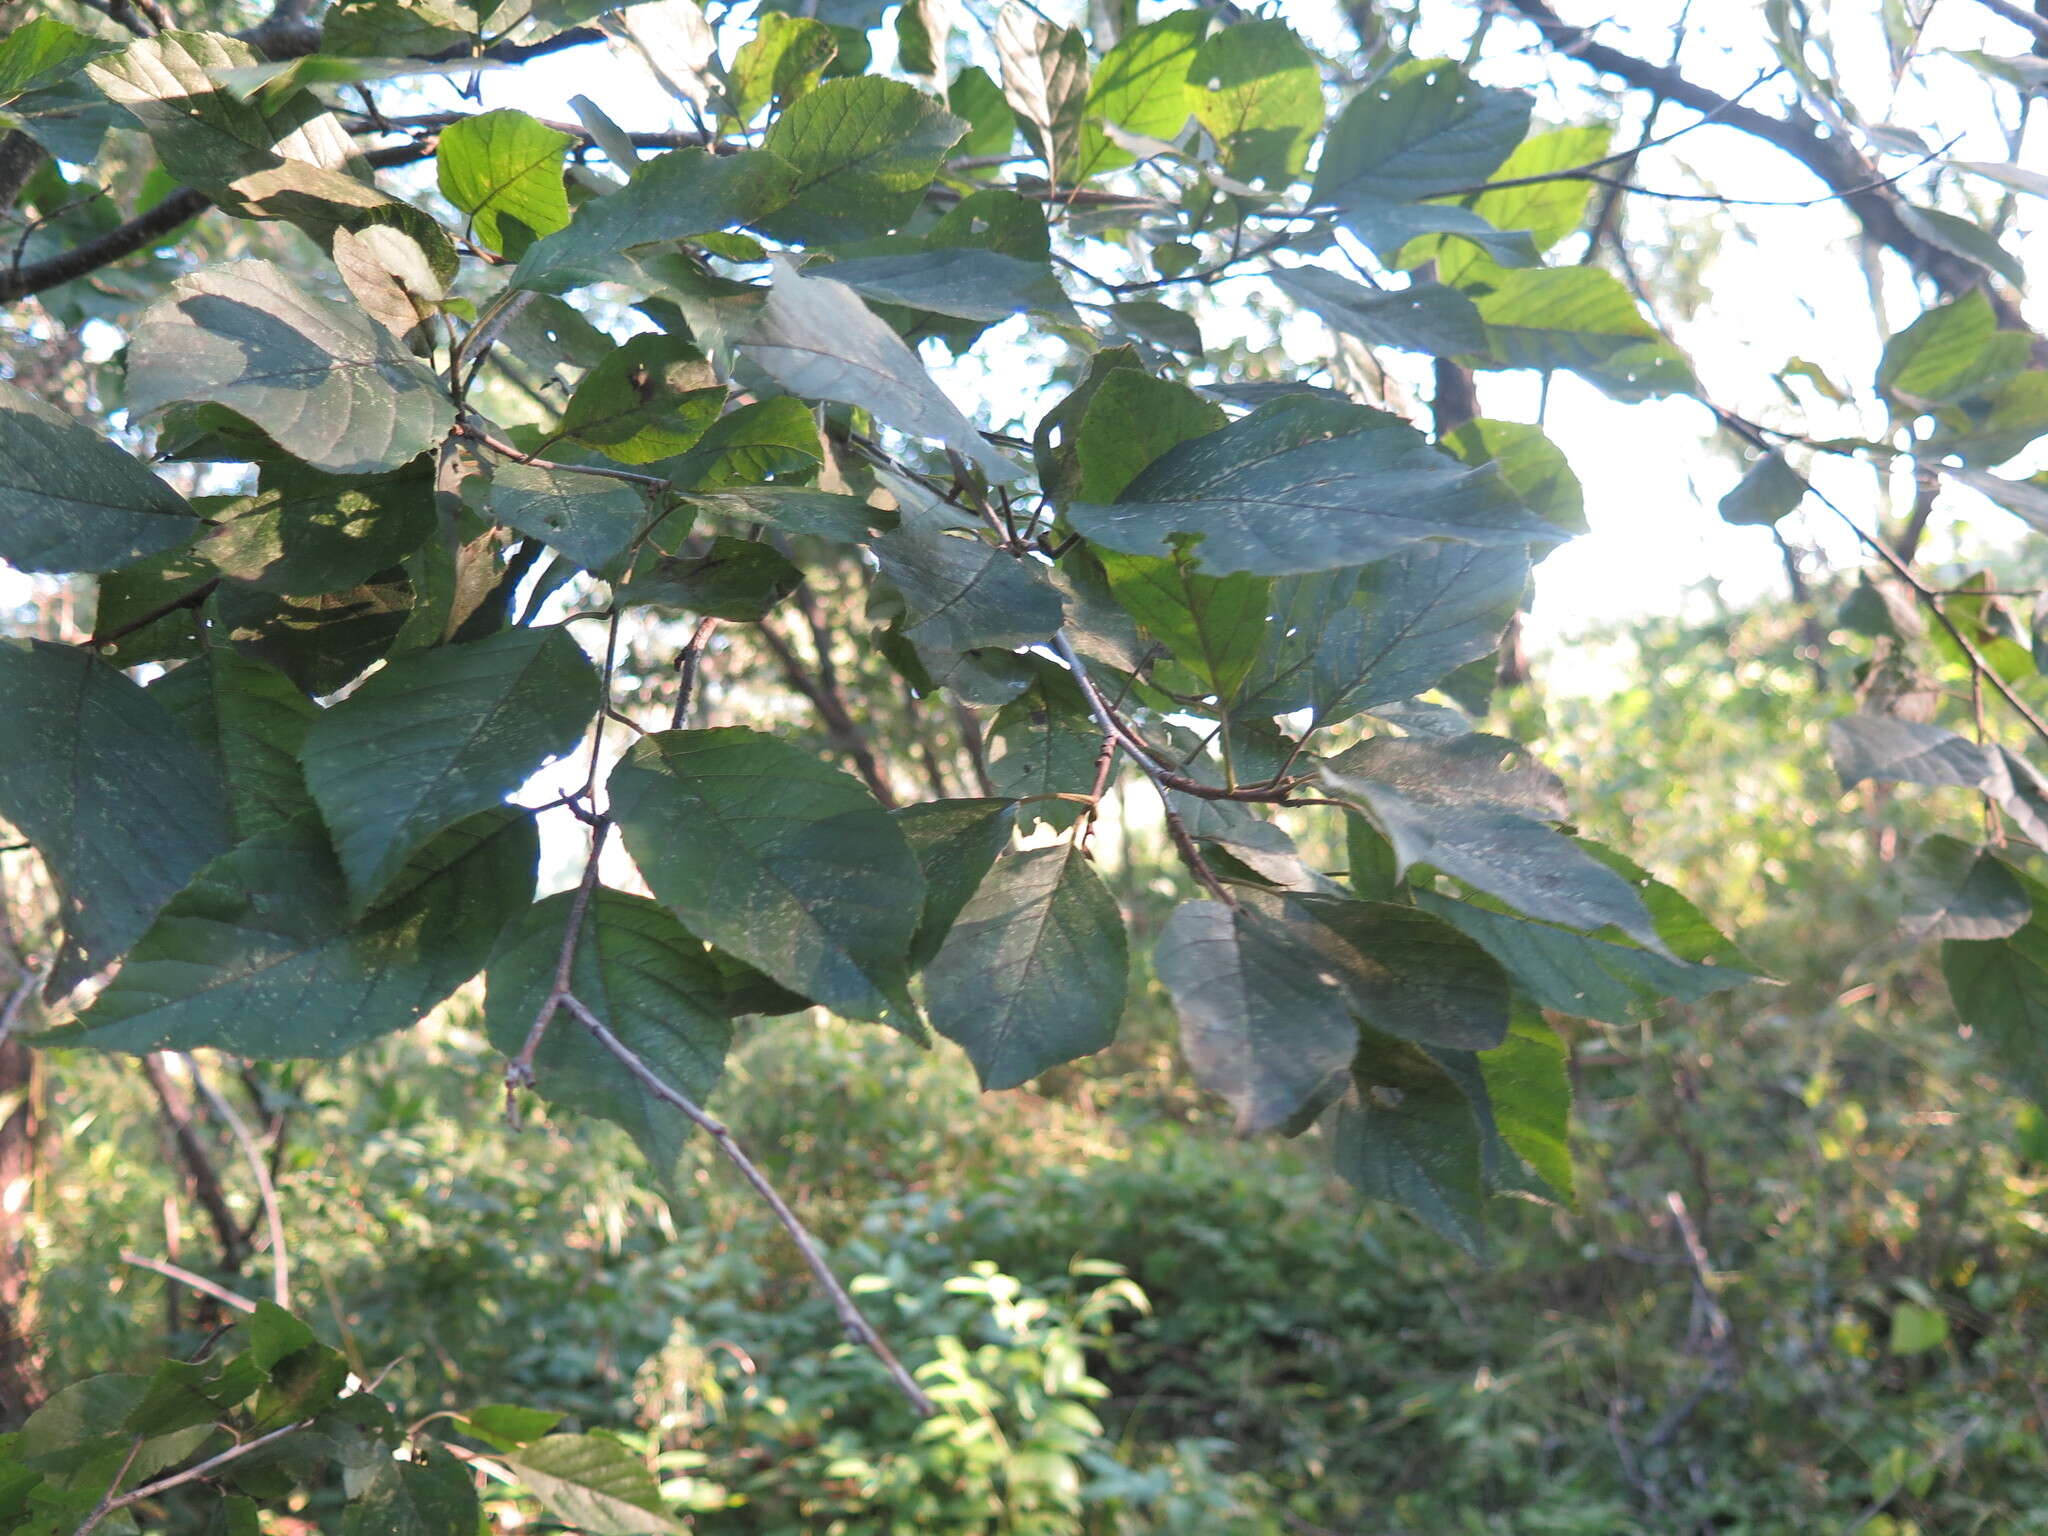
559, 993, 937, 1418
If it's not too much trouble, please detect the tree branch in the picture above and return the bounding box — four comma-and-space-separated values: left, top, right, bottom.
0, 141, 433, 306
1499, 0, 1992, 298
140, 1055, 246, 1275
118, 1251, 257, 1315
181, 1056, 290, 1311
559, 993, 936, 1418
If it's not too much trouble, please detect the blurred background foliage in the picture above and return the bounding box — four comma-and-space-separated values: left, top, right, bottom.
17, 543, 2048, 1536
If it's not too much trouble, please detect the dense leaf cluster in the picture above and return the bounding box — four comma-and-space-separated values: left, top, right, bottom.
0, 1, 1779, 1525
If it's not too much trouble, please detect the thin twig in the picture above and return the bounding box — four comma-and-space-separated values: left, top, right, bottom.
78, 1417, 318, 1533
1818, 490, 2048, 753
560, 993, 936, 1417
506, 823, 610, 1099
672, 615, 720, 729
119, 1251, 257, 1315
182, 1056, 290, 1310
0, 961, 41, 1051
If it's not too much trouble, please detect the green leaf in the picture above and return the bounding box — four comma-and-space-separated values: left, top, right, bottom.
1899, 202, 2025, 288
744, 256, 1022, 484
1073, 370, 1224, 506
1888, 1301, 1950, 1356
1827, 716, 2041, 840
618, 538, 802, 621
200, 456, 436, 593
895, 798, 1017, 969
343, 1455, 480, 1536
803, 248, 1075, 323
1414, 859, 1753, 1024
1445, 123, 1610, 264
731, 13, 837, 122
984, 662, 1101, 825
1187, 19, 1321, 186
1463, 265, 1684, 393
1315, 58, 1532, 207
1066, 395, 1558, 576
1878, 291, 2026, 406
553, 334, 724, 464
87, 30, 375, 231
121, 1354, 263, 1437
67, 808, 536, 1057
125, 260, 454, 476
0, 640, 232, 992
608, 728, 925, 1022
1323, 733, 1661, 948
947, 64, 1017, 160
756, 76, 964, 243
485, 888, 732, 1170
1442, 418, 1586, 534
1945, 865, 2048, 1109
1718, 448, 1808, 526
1100, 550, 1268, 700
1315, 58, 1533, 261
660, 396, 822, 491
301, 626, 597, 906
1901, 835, 2030, 942
482, 461, 651, 574
683, 486, 881, 542
1073, 10, 1207, 179
20, 1374, 214, 1488
1244, 541, 1528, 722
454, 1404, 563, 1454
924, 843, 1127, 1089
1270, 268, 1485, 356
511, 148, 798, 292
1334, 1029, 1487, 1256
995, 9, 1089, 184
151, 650, 317, 841
0, 18, 101, 103
246, 1302, 314, 1374
0, 379, 195, 574
1250, 889, 1510, 1051
871, 525, 1063, 652
1477, 1005, 1573, 1203
501, 1434, 683, 1535
212, 570, 414, 696
1154, 897, 1357, 1134
437, 108, 574, 255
